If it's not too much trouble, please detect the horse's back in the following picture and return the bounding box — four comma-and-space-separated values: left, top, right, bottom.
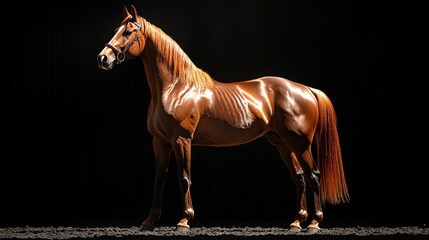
209, 76, 319, 128
196, 76, 319, 147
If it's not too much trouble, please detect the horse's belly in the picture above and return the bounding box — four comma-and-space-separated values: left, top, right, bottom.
192, 116, 269, 147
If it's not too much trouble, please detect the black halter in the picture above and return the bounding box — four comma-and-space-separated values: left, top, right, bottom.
105, 21, 141, 64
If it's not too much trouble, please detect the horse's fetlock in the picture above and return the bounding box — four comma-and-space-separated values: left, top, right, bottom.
298, 209, 308, 220
185, 207, 195, 219
314, 211, 323, 222
149, 209, 162, 219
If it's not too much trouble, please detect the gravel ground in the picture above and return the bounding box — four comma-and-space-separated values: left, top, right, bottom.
1, 226, 428, 240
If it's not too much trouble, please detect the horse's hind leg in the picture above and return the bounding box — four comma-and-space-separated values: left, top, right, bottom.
284, 141, 323, 233
141, 137, 172, 231
300, 149, 323, 234
266, 132, 308, 232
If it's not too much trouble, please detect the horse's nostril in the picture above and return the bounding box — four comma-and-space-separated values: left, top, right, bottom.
97, 55, 107, 65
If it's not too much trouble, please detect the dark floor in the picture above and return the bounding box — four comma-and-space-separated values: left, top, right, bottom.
1, 225, 428, 240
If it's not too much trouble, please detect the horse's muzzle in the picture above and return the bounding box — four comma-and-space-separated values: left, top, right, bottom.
97, 54, 113, 70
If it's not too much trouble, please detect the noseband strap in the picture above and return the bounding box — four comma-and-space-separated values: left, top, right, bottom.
105, 21, 141, 64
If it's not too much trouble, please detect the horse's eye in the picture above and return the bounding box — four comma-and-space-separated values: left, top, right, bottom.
123, 29, 132, 37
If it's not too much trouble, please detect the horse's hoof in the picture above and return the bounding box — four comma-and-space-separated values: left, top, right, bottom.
288, 226, 302, 233
306, 226, 321, 235
175, 225, 190, 233
140, 224, 155, 231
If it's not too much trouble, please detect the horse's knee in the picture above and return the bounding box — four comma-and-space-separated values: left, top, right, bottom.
180, 176, 191, 190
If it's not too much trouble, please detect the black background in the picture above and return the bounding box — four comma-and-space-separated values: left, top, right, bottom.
4, 0, 426, 228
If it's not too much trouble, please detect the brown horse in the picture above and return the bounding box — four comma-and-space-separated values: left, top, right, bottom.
97, 5, 349, 234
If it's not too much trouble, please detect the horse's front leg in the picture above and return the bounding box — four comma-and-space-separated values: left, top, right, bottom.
173, 136, 194, 232
141, 137, 172, 231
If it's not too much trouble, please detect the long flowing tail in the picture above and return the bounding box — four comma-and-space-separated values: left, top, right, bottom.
309, 87, 350, 205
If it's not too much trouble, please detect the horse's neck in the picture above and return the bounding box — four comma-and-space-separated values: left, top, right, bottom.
139, 18, 211, 105
140, 44, 163, 102
140, 40, 179, 106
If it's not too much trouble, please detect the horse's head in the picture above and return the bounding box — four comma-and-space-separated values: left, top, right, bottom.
97, 5, 145, 70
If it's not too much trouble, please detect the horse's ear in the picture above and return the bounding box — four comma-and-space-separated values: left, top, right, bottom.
131, 5, 138, 21
123, 5, 131, 18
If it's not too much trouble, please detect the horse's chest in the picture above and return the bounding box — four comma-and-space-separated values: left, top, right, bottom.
148, 100, 202, 139
147, 105, 178, 138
